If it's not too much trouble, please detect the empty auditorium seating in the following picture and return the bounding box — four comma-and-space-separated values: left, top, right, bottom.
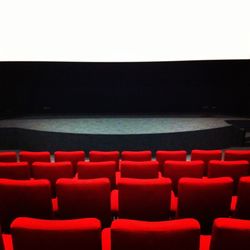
114, 178, 172, 220
118, 160, 159, 179
234, 176, 250, 219
0, 179, 53, 232
89, 151, 120, 171
156, 150, 187, 173
19, 151, 50, 166
0, 162, 30, 180
163, 160, 204, 194
32, 161, 74, 196
11, 217, 102, 250
200, 218, 250, 250
56, 178, 111, 226
121, 150, 152, 161
0, 152, 17, 162
177, 177, 233, 232
77, 161, 116, 189
102, 218, 200, 250
54, 151, 85, 173
224, 149, 250, 162
191, 149, 222, 174
208, 160, 249, 193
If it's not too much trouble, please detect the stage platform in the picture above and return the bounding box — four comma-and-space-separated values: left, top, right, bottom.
0, 115, 248, 152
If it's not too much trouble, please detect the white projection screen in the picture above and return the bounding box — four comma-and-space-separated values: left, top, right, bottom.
0, 0, 250, 62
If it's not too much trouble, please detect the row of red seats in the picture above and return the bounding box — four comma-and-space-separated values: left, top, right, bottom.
0, 217, 249, 250
1, 177, 250, 232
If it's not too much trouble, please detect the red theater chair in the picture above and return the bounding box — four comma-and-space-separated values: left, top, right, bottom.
156, 150, 187, 173
0, 152, 17, 162
163, 160, 204, 194
191, 149, 222, 174
118, 161, 159, 180
177, 177, 233, 232
0, 162, 30, 180
113, 178, 172, 221
200, 218, 250, 250
102, 218, 200, 250
0, 179, 53, 232
19, 151, 50, 166
121, 150, 152, 161
32, 161, 74, 196
234, 176, 250, 219
0, 229, 12, 250
77, 161, 116, 189
208, 160, 249, 193
11, 217, 102, 250
54, 151, 85, 173
224, 149, 250, 162
56, 178, 111, 227
89, 151, 120, 171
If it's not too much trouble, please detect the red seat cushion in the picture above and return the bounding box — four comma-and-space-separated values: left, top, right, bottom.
121, 151, 152, 161
0, 152, 17, 162
19, 151, 50, 166
224, 150, 250, 162
0, 162, 30, 180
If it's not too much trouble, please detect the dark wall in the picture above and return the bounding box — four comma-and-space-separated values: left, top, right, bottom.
0, 60, 249, 116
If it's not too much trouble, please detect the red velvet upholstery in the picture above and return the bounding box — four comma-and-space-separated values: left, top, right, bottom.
235, 176, 250, 219
208, 160, 249, 193
156, 150, 187, 173
177, 177, 233, 232
19, 151, 50, 166
224, 149, 250, 162
120, 161, 159, 179
117, 178, 172, 220
163, 160, 204, 194
54, 151, 85, 173
121, 150, 152, 161
0, 179, 52, 232
56, 178, 111, 227
11, 217, 102, 250
209, 218, 250, 250
77, 161, 116, 189
191, 150, 222, 174
32, 161, 74, 196
89, 151, 120, 171
107, 218, 200, 250
0, 162, 30, 180
0, 152, 17, 162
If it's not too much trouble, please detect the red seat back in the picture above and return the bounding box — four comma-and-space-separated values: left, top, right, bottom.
163, 160, 204, 194
0, 162, 30, 180
77, 161, 116, 189
121, 151, 152, 161
120, 161, 159, 179
19, 151, 50, 166
118, 178, 172, 221
224, 150, 250, 162
110, 218, 200, 250
0, 152, 17, 162
11, 217, 102, 250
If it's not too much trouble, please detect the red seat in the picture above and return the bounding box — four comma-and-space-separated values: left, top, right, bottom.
119, 161, 159, 179
0, 179, 53, 232
77, 161, 116, 189
11, 217, 102, 250
56, 178, 111, 227
0, 231, 12, 250
224, 149, 250, 162
156, 150, 187, 173
102, 218, 200, 250
234, 176, 250, 219
116, 178, 172, 221
54, 151, 85, 173
121, 150, 152, 161
0, 162, 30, 180
204, 218, 250, 250
208, 160, 249, 193
32, 161, 74, 196
89, 151, 120, 171
163, 160, 204, 194
191, 150, 222, 175
177, 177, 233, 232
0, 152, 17, 162
19, 151, 50, 166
